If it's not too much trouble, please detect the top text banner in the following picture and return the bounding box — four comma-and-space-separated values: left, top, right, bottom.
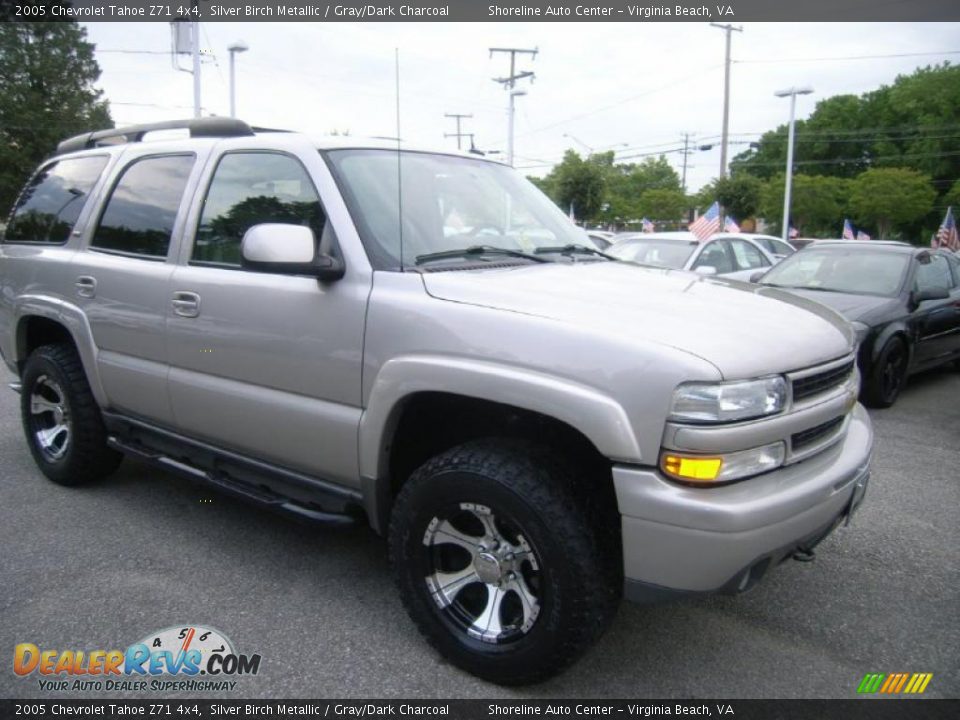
9, 0, 960, 22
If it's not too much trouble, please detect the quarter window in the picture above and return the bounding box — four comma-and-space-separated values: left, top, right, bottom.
193, 153, 326, 266
4, 156, 108, 244
92, 154, 195, 258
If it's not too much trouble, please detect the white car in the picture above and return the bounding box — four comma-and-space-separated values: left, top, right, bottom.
608, 231, 778, 281
730, 233, 797, 260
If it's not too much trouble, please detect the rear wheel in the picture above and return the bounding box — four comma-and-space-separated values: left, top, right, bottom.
20, 343, 122, 485
863, 337, 908, 408
389, 439, 620, 685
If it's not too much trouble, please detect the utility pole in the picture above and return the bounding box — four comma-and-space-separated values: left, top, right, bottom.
680, 132, 693, 193
190, 8, 201, 119
490, 47, 537, 167
444, 113, 473, 150
710, 23, 742, 178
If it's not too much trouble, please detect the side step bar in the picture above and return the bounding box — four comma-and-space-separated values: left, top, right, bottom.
104, 414, 361, 528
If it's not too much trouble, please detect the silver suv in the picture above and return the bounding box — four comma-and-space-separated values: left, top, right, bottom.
0, 119, 873, 685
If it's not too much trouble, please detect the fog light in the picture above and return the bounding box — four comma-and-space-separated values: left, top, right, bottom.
661, 442, 786, 484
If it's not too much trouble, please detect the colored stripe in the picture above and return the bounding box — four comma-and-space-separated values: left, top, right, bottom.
904, 674, 919, 694
857, 674, 875, 693
893, 674, 909, 693
880, 674, 897, 693
868, 673, 885, 693
917, 674, 933, 694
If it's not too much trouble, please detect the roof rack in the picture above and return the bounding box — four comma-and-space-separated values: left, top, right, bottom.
56, 117, 255, 155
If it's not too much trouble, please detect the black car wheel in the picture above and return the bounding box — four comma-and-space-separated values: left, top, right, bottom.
20, 344, 122, 485
863, 336, 908, 408
388, 439, 620, 685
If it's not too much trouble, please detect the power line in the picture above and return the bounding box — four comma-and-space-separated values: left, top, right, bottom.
443, 113, 473, 151
735, 50, 960, 64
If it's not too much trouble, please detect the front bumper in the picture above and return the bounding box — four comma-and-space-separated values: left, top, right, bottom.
615, 402, 873, 601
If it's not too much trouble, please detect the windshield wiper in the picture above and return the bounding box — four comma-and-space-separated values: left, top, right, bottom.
533, 244, 618, 260
415, 245, 551, 266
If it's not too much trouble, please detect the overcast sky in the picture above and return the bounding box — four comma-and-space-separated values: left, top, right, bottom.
82, 21, 959, 192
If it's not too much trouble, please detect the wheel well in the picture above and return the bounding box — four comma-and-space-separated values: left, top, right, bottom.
16, 316, 75, 374
384, 392, 618, 528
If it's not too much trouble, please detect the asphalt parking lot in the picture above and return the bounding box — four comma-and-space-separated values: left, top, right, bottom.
1, 365, 957, 700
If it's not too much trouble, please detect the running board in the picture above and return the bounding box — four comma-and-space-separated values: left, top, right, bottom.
104, 422, 359, 528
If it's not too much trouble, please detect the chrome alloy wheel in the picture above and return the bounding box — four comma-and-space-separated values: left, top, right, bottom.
423, 503, 542, 644
29, 375, 71, 462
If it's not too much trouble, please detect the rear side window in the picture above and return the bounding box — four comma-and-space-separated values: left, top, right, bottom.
92, 154, 195, 258
4, 156, 108, 244
193, 152, 325, 266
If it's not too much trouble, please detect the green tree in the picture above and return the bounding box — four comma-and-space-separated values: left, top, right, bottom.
943, 179, 960, 210
0, 13, 112, 212
760, 174, 852, 237
848, 168, 936, 239
542, 150, 606, 221
637, 188, 687, 221
714, 174, 763, 222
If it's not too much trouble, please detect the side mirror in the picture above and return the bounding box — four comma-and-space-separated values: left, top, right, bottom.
241, 224, 345, 282
912, 286, 950, 304
749, 270, 765, 283
694, 265, 717, 276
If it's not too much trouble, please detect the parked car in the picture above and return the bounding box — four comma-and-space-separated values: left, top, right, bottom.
0, 118, 872, 685
585, 230, 614, 250
731, 233, 797, 260
608, 231, 777, 281
756, 240, 960, 407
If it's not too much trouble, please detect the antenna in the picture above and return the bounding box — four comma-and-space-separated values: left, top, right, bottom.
395, 48, 404, 272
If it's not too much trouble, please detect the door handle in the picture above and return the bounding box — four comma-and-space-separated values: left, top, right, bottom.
75, 276, 97, 298
171, 291, 201, 318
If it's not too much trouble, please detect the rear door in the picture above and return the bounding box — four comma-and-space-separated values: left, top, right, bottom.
70, 151, 200, 424
911, 253, 960, 366
165, 149, 369, 485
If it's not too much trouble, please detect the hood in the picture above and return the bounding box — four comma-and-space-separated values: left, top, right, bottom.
421, 262, 854, 379
772, 288, 899, 323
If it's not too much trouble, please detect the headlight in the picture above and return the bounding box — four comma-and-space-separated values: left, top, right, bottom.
850, 321, 870, 346
669, 376, 787, 424
661, 442, 786, 484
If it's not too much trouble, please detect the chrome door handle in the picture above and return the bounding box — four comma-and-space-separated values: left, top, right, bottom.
172, 291, 201, 318
75, 276, 97, 298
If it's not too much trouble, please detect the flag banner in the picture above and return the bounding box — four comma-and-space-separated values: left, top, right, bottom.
724, 216, 740, 233
690, 202, 720, 241
641, 217, 654, 233
789, 226, 799, 239
856, 231, 871, 241
935, 206, 959, 251
842, 219, 856, 240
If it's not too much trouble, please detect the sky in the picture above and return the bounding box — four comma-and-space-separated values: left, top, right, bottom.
81, 21, 959, 192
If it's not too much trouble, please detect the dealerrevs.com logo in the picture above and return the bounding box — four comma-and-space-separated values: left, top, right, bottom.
13, 625, 261, 692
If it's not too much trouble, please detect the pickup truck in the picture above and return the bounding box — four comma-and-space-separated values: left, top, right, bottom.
0, 118, 872, 685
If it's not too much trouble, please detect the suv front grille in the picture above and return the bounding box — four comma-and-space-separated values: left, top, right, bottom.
791, 416, 844, 452
792, 361, 854, 402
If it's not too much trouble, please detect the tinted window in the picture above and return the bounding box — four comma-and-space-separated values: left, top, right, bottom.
92, 155, 194, 258
4, 156, 108, 244
194, 153, 325, 266
729, 239, 770, 270
914, 255, 955, 292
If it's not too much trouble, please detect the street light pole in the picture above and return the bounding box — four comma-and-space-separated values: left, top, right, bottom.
710, 23, 742, 178
775, 86, 814, 243
227, 41, 249, 118
191, 18, 202, 118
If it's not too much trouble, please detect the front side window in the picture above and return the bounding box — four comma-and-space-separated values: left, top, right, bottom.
92, 154, 195, 258
193, 153, 326, 266
4, 156, 108, 244
729, 239, 770, 270
694, 240, 735, 274
914, 255, 955, 293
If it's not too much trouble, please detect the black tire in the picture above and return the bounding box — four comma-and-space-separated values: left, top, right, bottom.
862, 336, 909, 408
388, 438, 621, 685
20, 343, 122, 486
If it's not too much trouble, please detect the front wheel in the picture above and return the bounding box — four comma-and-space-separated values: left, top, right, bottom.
862, 337, 909, 408
388, 439, 620, 685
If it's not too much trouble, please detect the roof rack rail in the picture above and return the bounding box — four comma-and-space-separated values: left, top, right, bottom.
56, 117, 255, 155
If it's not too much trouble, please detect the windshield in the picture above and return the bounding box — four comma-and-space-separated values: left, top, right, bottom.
761, 247, 909, 297
607, 239, 697, 269
324, 149, 589, 269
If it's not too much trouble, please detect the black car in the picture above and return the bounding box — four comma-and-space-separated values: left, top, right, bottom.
757, 240, 960, 407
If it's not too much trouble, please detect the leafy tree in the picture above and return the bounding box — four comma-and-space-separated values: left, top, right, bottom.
637, 188, 687, 221
542, 150, 606, 221
848, 168, 936, 239
943, 179, 960, 210
760, 174, 852, 237
714, 174, 763, 222
0, 13, 112, 212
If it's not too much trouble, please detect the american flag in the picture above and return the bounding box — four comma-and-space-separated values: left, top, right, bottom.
689, 201, 720, 241
641, 217, 654, 233
934, 206, 959, 251
724, 215, 740, 233
789, 226, 799, 239
856, 230, 871, 241
842, 218, 855, 240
